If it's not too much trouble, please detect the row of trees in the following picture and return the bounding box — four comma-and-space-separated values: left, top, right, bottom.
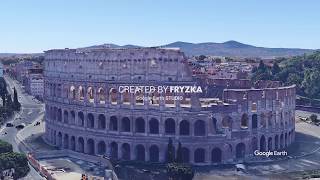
251, 51, 320, 100
0, 77, 21, 124
166, 138, 194, 180
0, 140, 30, 179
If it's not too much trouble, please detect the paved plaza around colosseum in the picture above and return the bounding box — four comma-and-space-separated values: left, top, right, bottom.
17, 109, 320, 179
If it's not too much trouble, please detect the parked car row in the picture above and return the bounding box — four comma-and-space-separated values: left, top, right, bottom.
6, 122, 25, 129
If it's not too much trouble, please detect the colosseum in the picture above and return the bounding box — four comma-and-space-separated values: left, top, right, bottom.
43, 47, 296, 165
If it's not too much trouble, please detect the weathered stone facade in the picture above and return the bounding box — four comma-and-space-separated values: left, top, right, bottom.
43, 47, 295, 165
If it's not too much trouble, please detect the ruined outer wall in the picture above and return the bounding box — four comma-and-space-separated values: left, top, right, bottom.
43, 48, 295, 165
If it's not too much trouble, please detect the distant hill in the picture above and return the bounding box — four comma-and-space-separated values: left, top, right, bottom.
83, 41, 315, 58
83, 43, 141, 49
1, 41, 315, 58
162, 41, 315, 58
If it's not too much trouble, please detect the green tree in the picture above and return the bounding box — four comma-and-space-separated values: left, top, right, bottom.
166, 138, 175, 163
258, 60, 267, 72
271, 62, 281, 75
6, 94, 13, 107
0, 140, 13, 154
1, 93, 5, 106
0, 152, 30, 179
0, 77, 7, 96
251, 60, 273, 83
198, 55, 206, 61
287, 73, 303, 87
176, 142, 183, 163
302, 68, 320, 99
310, 114, 318, 123
167, 163, 194, 180
13, 87, 21, 111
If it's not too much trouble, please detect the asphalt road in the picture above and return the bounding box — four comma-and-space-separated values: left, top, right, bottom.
0, 75, 45, 180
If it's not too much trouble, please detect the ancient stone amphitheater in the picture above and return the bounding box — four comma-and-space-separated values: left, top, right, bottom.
43, 47, 295, 165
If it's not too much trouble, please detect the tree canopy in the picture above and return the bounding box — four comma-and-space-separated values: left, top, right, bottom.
251, 51, 320, 99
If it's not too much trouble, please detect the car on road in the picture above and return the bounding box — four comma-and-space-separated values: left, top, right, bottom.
235, 164, 247, 173
34, 121, 40, 126
6, 123, 14, 127
15, 123, 26, 129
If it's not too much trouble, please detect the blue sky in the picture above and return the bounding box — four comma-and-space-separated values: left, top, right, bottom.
0, 0, 319, 53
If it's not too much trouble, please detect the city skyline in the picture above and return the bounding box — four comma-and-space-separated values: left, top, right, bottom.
1, 0, 320, 53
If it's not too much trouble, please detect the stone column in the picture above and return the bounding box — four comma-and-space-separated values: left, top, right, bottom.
94, 85, 99, 104
131, 144, 135, 161
146, 117, 149, 136
75, 110, 79, 126
159, 118, 164, 137
117, 85, 121, 105
84, 138, 88, 154
191, 119, 194, 137
159, 145, 166, 162
145, 144, 150, 162
118, 143, 122, 160
175, 118, 179, 137
205, 146, 210, 163
190, 147, 194, 164
84, 113, 88, 128
106, 115, 109, 133
94, 140, 99, 155
75, 136, 79, 152
94, 114, 98, 129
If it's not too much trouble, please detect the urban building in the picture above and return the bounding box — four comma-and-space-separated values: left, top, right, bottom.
43, 47, 295, 165
13, 61, 34, 84
0, 62, 3, 77
25, 65, 44, 98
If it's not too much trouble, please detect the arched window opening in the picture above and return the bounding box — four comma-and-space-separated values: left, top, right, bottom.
87, 113, 95, 129
110, 116, 118, 131
211, 148, 222, 163
98, 87, 105, 104
135, 144, 145, 161
98, 114, 106, 129
135, 91, 144, 105
149, 92, 160, 106
123, 90, 130, 105
149, 118, 159, 134
135, 117, 145, 133
87, 86, 94, 103
149, 145, 159, 162
194, 148, 205, 163
165, 91, 175, 107
222, 116, 232, 129
78, 86, 85, 101
241, 114, 248, 128
121, 143, 130, 160
70, 86, 76, 100
78, 111, 84, 126
236, 143, 246, 159
121, 117, 131, 132
252, 114, 258, 129
165, 118, 175, 134
110, 88, 117, 104
179, 120, 190, 135
194, 120, 205, 136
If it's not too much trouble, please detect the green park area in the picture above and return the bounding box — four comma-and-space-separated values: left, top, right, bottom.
0, 140, 29, 179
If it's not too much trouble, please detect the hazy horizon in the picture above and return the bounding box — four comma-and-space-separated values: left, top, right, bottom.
1, 0, 320, 53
